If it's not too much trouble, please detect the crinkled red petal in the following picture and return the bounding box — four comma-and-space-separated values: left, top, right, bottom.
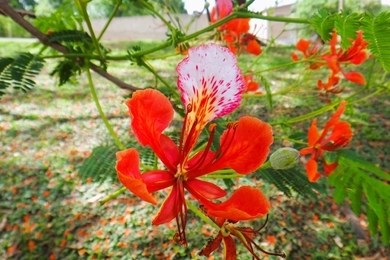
126, 89, 178, 171
116, 149, 157, 205
185, 178, 226, 200
203, 186, 270, 221
306, 158, 321, 182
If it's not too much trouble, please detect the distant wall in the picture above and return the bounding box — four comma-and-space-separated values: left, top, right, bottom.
90, 12, 296, 44
90, 14, 210, 41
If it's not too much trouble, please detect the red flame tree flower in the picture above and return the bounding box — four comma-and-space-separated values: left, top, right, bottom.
300, 101, 353, 182
210, 0, 262, 56
116, 44, 273, 244
199, 186, 286, 259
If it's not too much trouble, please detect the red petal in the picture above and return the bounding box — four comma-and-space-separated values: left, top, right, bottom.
142, 170, 175, 193
344, 71, 366, 84
185, 179, 226, 200
216, 0, 233, 19
324, 162, 338, 176
306, 158, 321, 182
245, 81, 259, 92
296, 39, 310, 54
116, 149, 157, 205
203, 186, 270, 221
321, 121, 353, 150
349, 51, 367, 65
126, 89, 178, 171
307, 119, 319, 146
152, 183, 182, 225
319, 101, 347, 141
208, 116, 273, 175
291, 52, 299, 61
199, 233, 223, 257
245, 39, 261, 56
223, 235, 237, 260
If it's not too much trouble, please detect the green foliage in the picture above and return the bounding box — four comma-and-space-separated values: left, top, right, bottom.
49, 59, 82, 86
78, 142, 156, 185
34, 0, 83, 32
47, 30, 92, 44
361, 12, 390, 72
310, 9, 335, 41
0, 53, 44, 97
78, 144, 119, 184
258, 75, 273, 111
309, 10, 390, 73
259, 167, 322, 198
334, 11, 362, 49
328, 150, 390, 244
0, 16, 32, 38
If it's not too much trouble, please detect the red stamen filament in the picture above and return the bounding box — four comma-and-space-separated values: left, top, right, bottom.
186, 124, 216, 172
174, 181, 188, 246
232, 215, 286, 259
179, 104, 192, 159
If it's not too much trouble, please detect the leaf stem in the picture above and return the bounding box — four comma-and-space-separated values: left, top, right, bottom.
77, 1, 104, 60
99, 187, 127, 206
85, 61, 126, 150
186, 201, 220, 231
97, 0, 123, 41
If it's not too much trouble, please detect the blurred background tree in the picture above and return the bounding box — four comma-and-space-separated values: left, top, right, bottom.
291, 0, 388, 38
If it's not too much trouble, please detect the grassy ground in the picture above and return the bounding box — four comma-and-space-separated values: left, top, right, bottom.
1, 40, 389, 259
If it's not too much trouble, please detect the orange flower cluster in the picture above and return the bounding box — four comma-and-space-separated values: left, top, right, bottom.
300, 101, 353, 182
210, 0, 261, 56
292, 31, 368, 95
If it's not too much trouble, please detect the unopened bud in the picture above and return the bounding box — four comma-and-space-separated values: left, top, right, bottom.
270, 148, 300, 170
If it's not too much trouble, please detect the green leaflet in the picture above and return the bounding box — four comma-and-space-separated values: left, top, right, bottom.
329, 151, 390, 244
334, 11, 362, 49
0, 53, 44, 97
361, 12, 390, 72
310, 9, 335, 41
47, 29, 92, 44
258, 75, 273, 112
258, 167, 321, 198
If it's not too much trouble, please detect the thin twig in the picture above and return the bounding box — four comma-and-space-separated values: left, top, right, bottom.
0, 0, 140, 91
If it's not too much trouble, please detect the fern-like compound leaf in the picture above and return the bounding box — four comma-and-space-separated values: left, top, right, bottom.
0, 53, 44, 97
310, 9, 335, 41
361, 12, 390, 72
334, 11, 362, 49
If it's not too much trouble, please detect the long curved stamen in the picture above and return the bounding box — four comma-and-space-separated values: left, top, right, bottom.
231, 229, 286, 259
186, 124, 217, 171
181, 117, 198, 163
174, 181, 188, 246
214, 122, 238, 160
179, 104, 193, 157
253, 214, 268, 233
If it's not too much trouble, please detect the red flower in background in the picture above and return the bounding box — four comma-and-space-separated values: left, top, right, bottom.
116, 44, 273, 244
210, 0, 262, 56
292, 30, 369, 97
321, 30, 368, 85
244, 74, 260, 93
300, 101, 353, 182
291, 39, 324, 70
199, 187, 285, 259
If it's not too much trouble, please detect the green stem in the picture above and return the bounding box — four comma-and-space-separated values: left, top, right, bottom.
97, 0, 123, 41
250, 60, 306, 74
142, 60, 179, 97
99, 187, 127, 206
132, 13, 309, 58
78, 1, 104, 60
186, 201, 220, 231
85, 61, 126, 150
143, 0, 176, 33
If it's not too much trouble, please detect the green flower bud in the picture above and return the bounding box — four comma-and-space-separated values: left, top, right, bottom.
270, 147, 300, 170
